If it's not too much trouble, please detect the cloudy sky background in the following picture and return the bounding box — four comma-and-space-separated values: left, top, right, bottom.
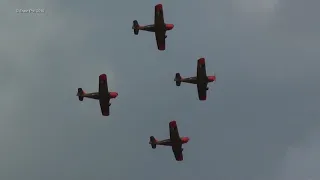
1, 0, 320, 179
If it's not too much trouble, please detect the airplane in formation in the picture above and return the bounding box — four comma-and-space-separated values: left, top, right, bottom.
149, 120, 190, 161
76, 74, 118, 116
174, 58, 216, 101
132, 4, 174, 51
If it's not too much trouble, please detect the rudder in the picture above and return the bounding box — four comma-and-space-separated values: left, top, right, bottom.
132, 20, 139, 35
174, 73, 181, 86
77, 88, 84, 101
149, 136, 156, 149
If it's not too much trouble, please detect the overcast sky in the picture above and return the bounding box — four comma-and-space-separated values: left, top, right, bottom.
1, 0, 320, 180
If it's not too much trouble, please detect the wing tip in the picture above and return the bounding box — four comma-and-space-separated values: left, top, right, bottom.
169, 120, 177, 127
158, 45, 165, 51
176, 156, 183, 161
99, 74, 107, 81
155, 4, 163, 10
102, 111, 110, 116
198, 58, 205, 65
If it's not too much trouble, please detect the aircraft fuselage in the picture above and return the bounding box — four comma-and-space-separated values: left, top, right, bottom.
155, 137, 189, 146
139, 23, 173, 33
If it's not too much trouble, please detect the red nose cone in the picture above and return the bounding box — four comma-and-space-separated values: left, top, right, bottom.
181, 137, 190, 143
208, 76, 216, 82
109, 92, 118, 98
99, 74, 107, 81
166, 24, 174, 30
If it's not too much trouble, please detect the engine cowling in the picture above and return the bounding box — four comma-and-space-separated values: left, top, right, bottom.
181, 137, 190, 144
165, 24, 174, 30
109, 92, 118, 99
207, 76, 216, 82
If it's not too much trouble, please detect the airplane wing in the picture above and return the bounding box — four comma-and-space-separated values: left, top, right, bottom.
155, 32, 166, 50
172, 145, 183, 161
169, 121, 183, 161
197, 58, 208, 100
169, 121, 184, 161
99, 100, 110, 116
99, 74, 110, 116
154, 4, 164, 27
169, 121, 180, 142
197, 58, 207, 77
154, 4, 165, 50
197, 83, 207, 101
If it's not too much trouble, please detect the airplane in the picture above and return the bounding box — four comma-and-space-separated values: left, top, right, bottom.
174, 58, 216, 101
132, 4, 174, 51
149, 120, 190, 161
76, 74, 118, 116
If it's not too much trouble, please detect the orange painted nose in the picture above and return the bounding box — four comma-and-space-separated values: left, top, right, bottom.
181, 137, 190, 143
166, 24, 174, 30
208, 76, 216, 82
109, 92, 118, 98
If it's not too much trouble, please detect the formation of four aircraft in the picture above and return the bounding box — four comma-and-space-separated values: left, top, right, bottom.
76, 4, 216, 161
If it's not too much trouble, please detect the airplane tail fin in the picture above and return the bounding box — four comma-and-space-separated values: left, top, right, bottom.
149, 136, 157, 149
77, 88, 84, 101
132, 20, 139, 35
174, 73, 182, 86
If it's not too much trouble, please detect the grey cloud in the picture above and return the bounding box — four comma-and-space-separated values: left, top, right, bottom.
1, 0, 320, 180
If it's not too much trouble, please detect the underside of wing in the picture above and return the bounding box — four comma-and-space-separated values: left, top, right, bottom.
99, 100, 110, 116
154, 4, 164, 26
197, 58, 207, 77
169, 121, 180, 141
197, 84, 207, 101
98, 74, 110, 116
173, 146, 183, 161
155, 32, 166, 50
99, 74, 109, 91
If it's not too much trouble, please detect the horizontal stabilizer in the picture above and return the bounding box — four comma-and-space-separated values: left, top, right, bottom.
174, 73, 181, 86
77, 88, 84, 101
132, 20, 139, 35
